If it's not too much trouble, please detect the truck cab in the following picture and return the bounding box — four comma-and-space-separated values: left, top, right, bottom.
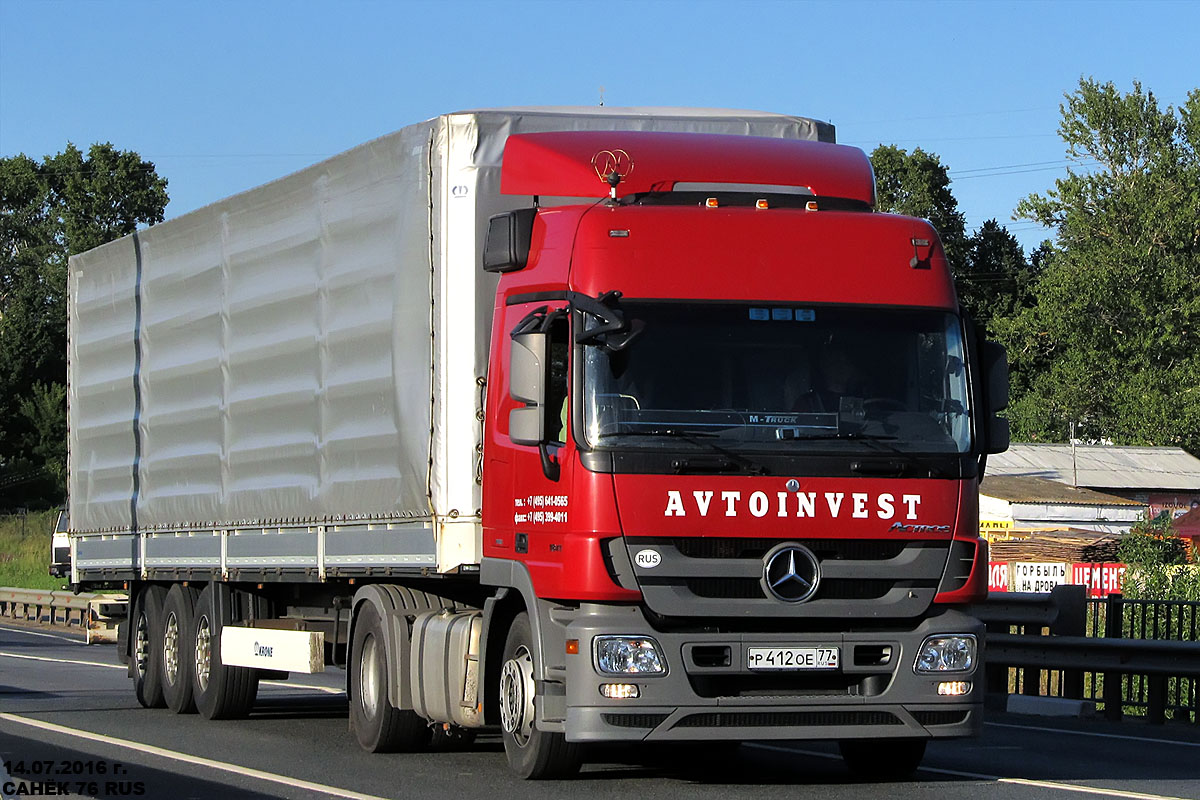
478, 130, 1008, 775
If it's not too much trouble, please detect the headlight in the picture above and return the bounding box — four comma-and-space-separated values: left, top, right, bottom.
914, 634, 977, 673
594, 636, 666, 675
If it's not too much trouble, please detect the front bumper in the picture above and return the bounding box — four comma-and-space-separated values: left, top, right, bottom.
550, 604, 983, 743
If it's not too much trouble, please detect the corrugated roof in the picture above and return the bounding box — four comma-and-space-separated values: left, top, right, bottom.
987, 444, 1200, 491
1171, 505, 1200, 535
980, 475, 1145, 506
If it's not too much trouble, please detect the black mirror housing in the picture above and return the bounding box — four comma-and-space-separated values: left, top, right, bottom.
483, 208, 537, 273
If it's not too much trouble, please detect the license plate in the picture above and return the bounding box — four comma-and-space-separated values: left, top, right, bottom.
746, 646, 839, 670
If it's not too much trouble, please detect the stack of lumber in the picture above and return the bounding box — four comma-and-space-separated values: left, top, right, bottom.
989, 529, 1122, 563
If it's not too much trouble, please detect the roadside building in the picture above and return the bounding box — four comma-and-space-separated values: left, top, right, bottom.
979, 474, 1147, 535
1170, 505, 1200, 559
987, 443, 1200, 518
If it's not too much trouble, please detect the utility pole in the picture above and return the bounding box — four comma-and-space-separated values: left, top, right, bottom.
1070, 421, 1078, 488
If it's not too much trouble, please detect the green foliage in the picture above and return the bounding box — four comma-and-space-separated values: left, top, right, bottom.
0, 144, 167, 510
996, 79, 1200, 453
870, 144, 968, 267
869, 147, 1033, 335
0, 510, 63, 590
1117, 513, 1200, 601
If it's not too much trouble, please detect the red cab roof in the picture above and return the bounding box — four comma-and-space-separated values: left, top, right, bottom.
501, 131, 875, 207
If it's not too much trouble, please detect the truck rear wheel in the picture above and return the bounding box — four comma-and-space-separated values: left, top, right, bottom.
499, 612, 581, 779
349, 602, 430, 752
162, 584, 199, 714
839, 738, 926, 779
132, 585, 167, 709
191, 584, 259, 720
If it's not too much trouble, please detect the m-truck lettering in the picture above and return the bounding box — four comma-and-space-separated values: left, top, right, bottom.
66, 108, 1008, 780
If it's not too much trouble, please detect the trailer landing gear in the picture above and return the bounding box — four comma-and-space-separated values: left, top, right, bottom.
499, 612, 580, 779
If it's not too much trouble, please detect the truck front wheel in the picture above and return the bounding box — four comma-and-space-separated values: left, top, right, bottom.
499, 612, 581, 779
349, 602, 430, 752
839, 738, 926, 779
131, 585, 167, 709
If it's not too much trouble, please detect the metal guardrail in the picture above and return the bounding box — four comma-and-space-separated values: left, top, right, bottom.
974, 587, 1200, 724
0, 587, 127, 644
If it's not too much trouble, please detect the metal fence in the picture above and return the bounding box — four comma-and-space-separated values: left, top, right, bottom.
979, 587, 1200, 724
0, 586, 126, 644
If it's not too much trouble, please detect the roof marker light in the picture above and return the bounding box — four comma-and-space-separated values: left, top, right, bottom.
756, 199, 769, 209
805, 200, 819, 212
705, 197, 719, 208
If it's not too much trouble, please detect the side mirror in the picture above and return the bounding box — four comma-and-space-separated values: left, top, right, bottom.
483, 208, 536, 273
981, 341, 1009, 454
508, 330, 561, 480
509, 331, 547, 446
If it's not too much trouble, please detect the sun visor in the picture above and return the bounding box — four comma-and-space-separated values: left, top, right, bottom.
500, 131, 875, 207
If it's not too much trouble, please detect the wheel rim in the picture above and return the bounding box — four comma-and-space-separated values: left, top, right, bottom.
358, 633, 380, 718
163, 611, 179, 684
499, 645, 535, 747
134, 609, 150, 677
194, 613, 212, 692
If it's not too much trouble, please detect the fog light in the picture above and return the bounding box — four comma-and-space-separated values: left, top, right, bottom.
594, 636, 666, 675
600, 683, 640, 699
937, 681, 972, 696
914, 634, 977, 673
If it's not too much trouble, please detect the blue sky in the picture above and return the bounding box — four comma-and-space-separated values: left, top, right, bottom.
2, 0, 1197, 255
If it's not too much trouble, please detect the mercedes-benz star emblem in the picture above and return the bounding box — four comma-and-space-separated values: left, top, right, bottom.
761, 543, 821, 603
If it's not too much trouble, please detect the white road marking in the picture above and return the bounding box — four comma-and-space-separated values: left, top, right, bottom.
0, 623, 88, 643
986, 721, 1200, 749
749, 743, 1198, 800
0, 651, 122, 669
0, 713, 391, 800
0, 649, 342, 694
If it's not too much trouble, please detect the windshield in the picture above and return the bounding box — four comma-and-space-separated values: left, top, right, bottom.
581, 302, 972, 454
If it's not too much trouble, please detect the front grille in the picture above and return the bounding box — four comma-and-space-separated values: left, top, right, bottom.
682, 577, 932, 601
674, 537, 911, 561
913, 710, 970, 726
675, 711, 902, 728
602, 713, 670, 729
627, 536, 949, 619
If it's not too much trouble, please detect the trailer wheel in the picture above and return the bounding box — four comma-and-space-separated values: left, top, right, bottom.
191, 584, 259, 720
162, 584, 199, 714
839, 738, 926, 779
349, 602, 430, 752
131, 585, 167, 709
499, 612, 581, 779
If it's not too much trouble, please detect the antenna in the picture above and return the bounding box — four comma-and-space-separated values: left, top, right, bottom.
599, 86, 605, 107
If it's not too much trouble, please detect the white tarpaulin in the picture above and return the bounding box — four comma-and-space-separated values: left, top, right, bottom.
68, 107, 831, 537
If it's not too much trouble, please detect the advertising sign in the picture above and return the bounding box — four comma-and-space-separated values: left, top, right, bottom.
1011, 562, 1069, 593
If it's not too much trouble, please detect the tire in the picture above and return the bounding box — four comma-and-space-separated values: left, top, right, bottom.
499, 612, 581, 779
131, 585, 167, 709
192, 584, 259, 720
349, 602, 430, 752
161, 584, 199, 714
839, 738, 927, 780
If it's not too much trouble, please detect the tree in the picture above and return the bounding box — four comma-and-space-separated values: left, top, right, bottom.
958, 219, 1037, 336
870, 146, 1032, 333
994, 79, 1200, 454
870, 144, 969, 268
0, 143, 168, 508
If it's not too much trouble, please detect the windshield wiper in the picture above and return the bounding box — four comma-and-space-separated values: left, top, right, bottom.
599, 428, 720, 439
598, 429, 768, 474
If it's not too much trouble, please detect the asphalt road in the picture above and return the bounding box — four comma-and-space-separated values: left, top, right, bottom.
2, 620, 1199, 800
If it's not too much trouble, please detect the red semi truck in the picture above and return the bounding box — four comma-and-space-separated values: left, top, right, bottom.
67, 108, 1008, 779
